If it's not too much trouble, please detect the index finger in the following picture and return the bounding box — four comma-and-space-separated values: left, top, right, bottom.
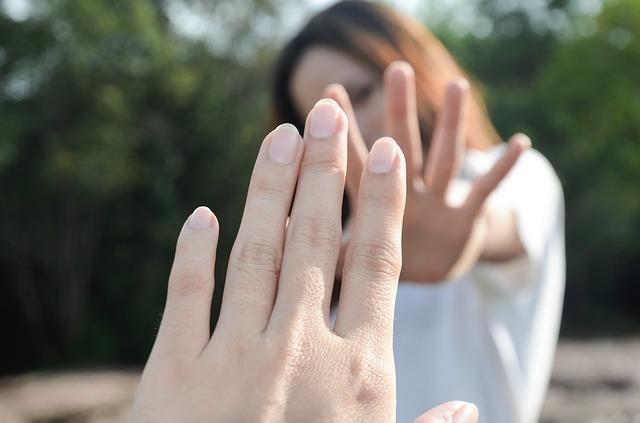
384, 62, 424, 187
324, 83, 367, 202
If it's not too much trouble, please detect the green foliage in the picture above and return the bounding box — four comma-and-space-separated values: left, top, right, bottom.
439, 0, 640, 334
1, 0, 639, 374
0, 0, 274, 372
536, 0, 640, 331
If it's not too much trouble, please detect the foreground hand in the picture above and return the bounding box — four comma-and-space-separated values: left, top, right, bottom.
130, 99, 477, 422
327, 62, 529, 282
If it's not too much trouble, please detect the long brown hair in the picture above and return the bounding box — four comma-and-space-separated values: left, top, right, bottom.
271, 0, 501, 152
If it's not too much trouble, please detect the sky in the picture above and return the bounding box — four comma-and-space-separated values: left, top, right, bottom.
1, 0, 608, 52
308, 0, 423, 13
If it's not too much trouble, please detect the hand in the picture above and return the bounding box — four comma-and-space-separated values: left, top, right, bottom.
414, 401, 479, 423
130, 99, 476, 422
326, 62, 529, 282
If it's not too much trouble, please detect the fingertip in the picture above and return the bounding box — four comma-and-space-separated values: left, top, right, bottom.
385, 62, 415, 98
413, 401, 478, 423
446, 78, 470, 102
313, 97, 340, 110
385, 64, 417, 118
386, 61, 415, 81
453, 402, 479, 422
368, 137, 399, 174
451, 77, 470, 91
307, 98, 347, 139
323, 83, 347, 100
188, 206, 218, 230
511, 133, 532, 151
267, 123, 302, 165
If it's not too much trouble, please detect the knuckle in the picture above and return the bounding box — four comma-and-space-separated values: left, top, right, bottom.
348, 351, 394, 406
290, 213, 341, 250
358, 187, 400, 208
300, 149, 345, 178
169, 267, 212, 298
346, 240, 401, 280
252, 171, 289, 203
232, 237, 281, 277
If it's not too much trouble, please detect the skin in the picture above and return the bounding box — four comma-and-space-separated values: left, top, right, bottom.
291, 47, 528, 282
130, 100, 479, 422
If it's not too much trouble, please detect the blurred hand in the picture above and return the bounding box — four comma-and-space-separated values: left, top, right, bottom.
130, 99, 476, 422
327, 62, 529, 282
413, 401, 479, 423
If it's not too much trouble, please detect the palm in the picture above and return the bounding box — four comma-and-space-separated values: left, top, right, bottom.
327, 62, 527, 282
402, 191, 475, 280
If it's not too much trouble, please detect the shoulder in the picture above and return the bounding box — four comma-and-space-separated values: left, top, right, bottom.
514, 148, 560, 183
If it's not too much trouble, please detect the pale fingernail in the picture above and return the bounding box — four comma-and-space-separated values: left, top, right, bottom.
368, 137, 398, 174
514, 133, 532, 149
451, 78, 470, 92
308, 99, 340, 139
189, 206, 214, 229
452, 403, 478, 423
268, 124, 300, 164
387, 61, 414, 81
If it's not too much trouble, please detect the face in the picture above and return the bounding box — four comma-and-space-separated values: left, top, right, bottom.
290, 46, 384, 149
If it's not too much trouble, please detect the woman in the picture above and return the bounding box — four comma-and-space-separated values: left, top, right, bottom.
271, 1, 565, 423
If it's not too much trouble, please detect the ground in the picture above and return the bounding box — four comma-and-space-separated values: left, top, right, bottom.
0, 339, 639, 422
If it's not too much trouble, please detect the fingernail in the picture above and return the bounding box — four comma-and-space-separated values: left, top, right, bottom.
514, 133, 532, 149
308, 99, 340, 139
368, 137, 398, 174
451, 78, 470, 92
189, 206, 214, 229
387, 61, 413, 80
452, 403, 478, 423
268, 124, 300, 164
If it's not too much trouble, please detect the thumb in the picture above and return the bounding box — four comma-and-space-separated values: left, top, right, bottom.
413, 401, 479, 423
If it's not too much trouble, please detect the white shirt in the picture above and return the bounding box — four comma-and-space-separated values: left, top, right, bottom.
394, 146, 565, 423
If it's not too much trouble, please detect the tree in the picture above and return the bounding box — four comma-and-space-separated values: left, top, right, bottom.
0, 0, 277, 372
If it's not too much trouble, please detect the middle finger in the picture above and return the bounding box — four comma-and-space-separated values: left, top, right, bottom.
268, 98, 348, 330
384, 61, 424, 189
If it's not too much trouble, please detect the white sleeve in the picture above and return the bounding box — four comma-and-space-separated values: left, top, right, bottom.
466, 147, 564, 293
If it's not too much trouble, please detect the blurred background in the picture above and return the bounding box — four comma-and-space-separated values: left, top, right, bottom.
0, 0, 638, 421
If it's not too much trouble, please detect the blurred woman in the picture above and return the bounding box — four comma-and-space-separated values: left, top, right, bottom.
271, 1, 565, 422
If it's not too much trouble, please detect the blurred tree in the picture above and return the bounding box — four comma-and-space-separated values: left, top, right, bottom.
436, 0, 640, 334
536, 0, 640, 332
0, 0, 278, 373
1, 0, 639, 375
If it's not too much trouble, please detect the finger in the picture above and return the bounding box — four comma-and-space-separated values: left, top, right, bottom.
384, 61, 423, 187
464, 134, 531, 214
215, 124, 303, 335
413, 401, 479, 423
269, 99, 347, 329
424, 79, 470, 197
334, 138, 406, 341
154, 206, 219, 362
324, 83, 367, 202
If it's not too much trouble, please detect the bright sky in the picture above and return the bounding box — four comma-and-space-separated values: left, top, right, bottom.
308, 0, 423, 13
284, 0, 461, 39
